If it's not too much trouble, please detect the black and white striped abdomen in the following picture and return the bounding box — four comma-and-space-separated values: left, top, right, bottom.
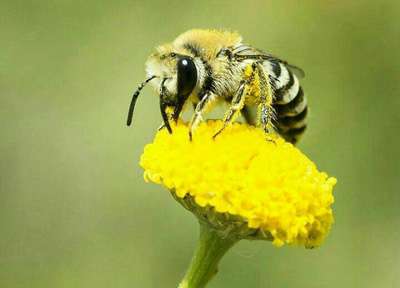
264, 60, 308, 144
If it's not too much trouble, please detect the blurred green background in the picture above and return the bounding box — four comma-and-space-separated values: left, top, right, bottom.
2, 0, 399, 287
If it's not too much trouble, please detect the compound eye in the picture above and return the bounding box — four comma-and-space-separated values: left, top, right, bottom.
177, 57, 197, 98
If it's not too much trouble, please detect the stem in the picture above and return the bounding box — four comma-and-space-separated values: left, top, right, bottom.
178, 223, 237, 288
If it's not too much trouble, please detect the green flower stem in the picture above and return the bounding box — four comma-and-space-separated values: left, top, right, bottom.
178, 222, 237, 288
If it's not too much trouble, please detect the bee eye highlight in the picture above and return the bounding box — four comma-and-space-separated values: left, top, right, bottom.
171, 53, 176, 58
177, 57, 197, 98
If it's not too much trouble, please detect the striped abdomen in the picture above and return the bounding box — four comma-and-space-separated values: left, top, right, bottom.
266, 60, 308, 144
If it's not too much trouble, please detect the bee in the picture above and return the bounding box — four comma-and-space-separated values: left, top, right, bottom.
127, 29, 307, 143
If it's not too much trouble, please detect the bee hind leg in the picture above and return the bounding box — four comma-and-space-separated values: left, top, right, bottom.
255, 62, 276, 143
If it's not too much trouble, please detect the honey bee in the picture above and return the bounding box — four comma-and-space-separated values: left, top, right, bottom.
127, 29, 307, 143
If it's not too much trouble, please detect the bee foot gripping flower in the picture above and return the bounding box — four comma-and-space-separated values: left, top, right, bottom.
140, 120, 336, 287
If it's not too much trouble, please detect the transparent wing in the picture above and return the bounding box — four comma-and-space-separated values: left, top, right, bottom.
232, 44, 305, 79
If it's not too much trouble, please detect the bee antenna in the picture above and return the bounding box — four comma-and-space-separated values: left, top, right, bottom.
127, 75, 156, 126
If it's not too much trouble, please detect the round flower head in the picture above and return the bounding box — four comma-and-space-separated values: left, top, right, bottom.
140, 120, 336, 249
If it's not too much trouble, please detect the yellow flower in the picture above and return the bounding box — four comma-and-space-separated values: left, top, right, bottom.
140, 120, 336, 249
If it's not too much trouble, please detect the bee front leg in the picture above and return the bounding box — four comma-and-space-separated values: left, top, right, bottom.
212, 81, 247, 140
189, 91, 213, 141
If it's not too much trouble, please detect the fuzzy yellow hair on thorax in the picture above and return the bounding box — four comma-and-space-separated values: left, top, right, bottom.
173, 29, 242, 58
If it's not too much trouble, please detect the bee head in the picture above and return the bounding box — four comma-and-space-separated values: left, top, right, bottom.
127, 46, 200, 133
147, 51, 198, 99
143, 50, 198, 132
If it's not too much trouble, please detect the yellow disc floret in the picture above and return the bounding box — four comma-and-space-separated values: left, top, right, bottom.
140, 120, 336, 248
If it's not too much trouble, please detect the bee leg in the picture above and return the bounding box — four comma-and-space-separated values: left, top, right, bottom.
256, 62, 276, 142
259, 103, 276, 144
212, 80, 247, 139
189, 91, 213, 141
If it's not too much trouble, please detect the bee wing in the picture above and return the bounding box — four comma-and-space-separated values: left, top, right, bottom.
232, 44, 305, 79
270, 55, 305, 79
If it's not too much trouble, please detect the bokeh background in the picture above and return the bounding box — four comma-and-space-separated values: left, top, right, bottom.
2, 1, 399, 287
